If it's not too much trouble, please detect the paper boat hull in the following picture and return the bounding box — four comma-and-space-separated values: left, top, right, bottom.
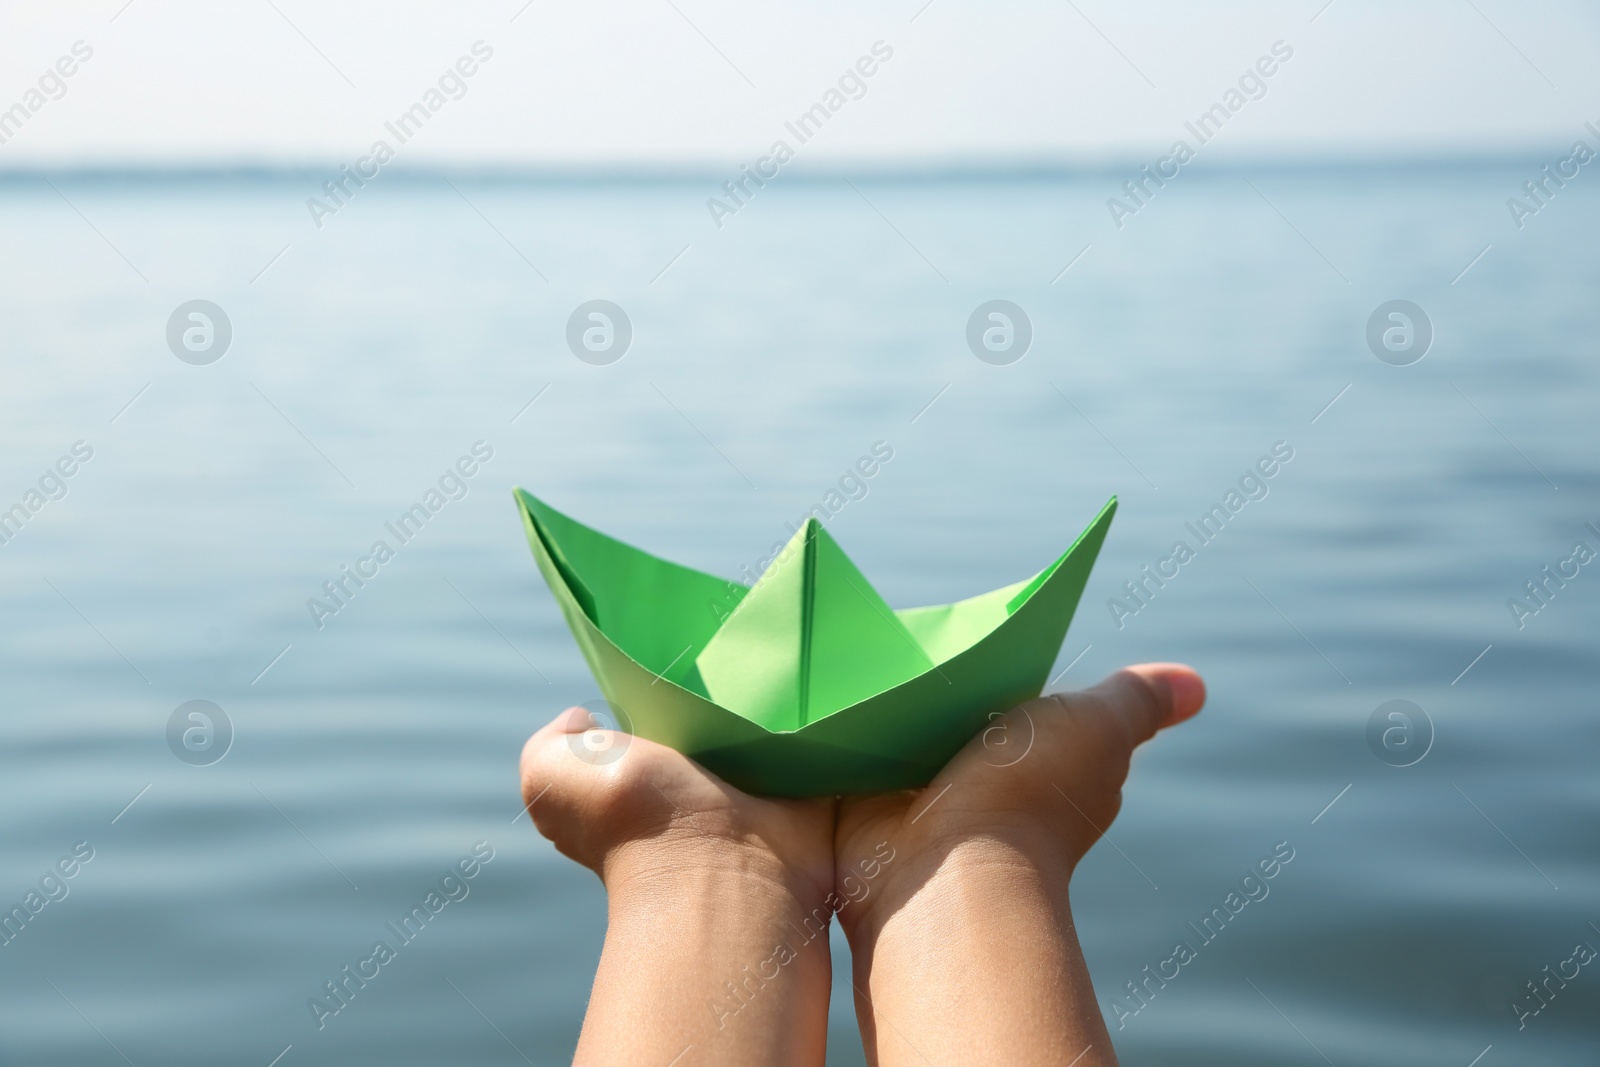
518, 490, 1115, 796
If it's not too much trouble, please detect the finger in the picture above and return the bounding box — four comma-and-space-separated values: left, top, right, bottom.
1080, 662, 1205, 746
551, 705, 597, 734
522, 706, 595, 756
519, 708, 596, 805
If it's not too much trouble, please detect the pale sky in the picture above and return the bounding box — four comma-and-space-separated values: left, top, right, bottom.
0, 0, 1594, 168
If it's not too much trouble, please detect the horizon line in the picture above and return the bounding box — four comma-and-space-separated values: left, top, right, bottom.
0, 150, 1552, 184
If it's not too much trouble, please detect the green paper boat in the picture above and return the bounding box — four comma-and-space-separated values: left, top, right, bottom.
515, 488, 1116, 797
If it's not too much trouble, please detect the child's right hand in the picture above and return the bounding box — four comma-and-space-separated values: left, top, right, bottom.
519, 706, 836, 905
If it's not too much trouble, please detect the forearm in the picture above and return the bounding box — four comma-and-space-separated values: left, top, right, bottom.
845, 835, 1115, 1067
575, 844, 834, 1067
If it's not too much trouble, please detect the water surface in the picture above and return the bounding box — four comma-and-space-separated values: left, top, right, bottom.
0, 166, 1596, 1065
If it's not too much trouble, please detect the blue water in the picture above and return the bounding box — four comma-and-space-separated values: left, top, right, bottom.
1, 166, 1596, 1065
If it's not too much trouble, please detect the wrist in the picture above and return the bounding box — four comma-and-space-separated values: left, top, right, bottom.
840, 826, 1074, 947
836, 829, 1112, 1067
577, 836, 836, 1067
604, 834, 829, 917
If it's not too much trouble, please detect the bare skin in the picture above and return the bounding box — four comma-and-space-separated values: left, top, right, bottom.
520, 662, 1205, 1067
521, 708, 838, 1067
834, 663, 1205, 1067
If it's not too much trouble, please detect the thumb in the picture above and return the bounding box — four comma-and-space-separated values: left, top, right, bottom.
1079, 662, 1206, 748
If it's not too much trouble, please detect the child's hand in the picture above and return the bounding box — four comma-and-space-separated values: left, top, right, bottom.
520, 667, 1201, 1067
520, 706, 836, 905
521, 707, 840, 1066
835, 664, 1204, 923
831, 664, 1204, 1067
